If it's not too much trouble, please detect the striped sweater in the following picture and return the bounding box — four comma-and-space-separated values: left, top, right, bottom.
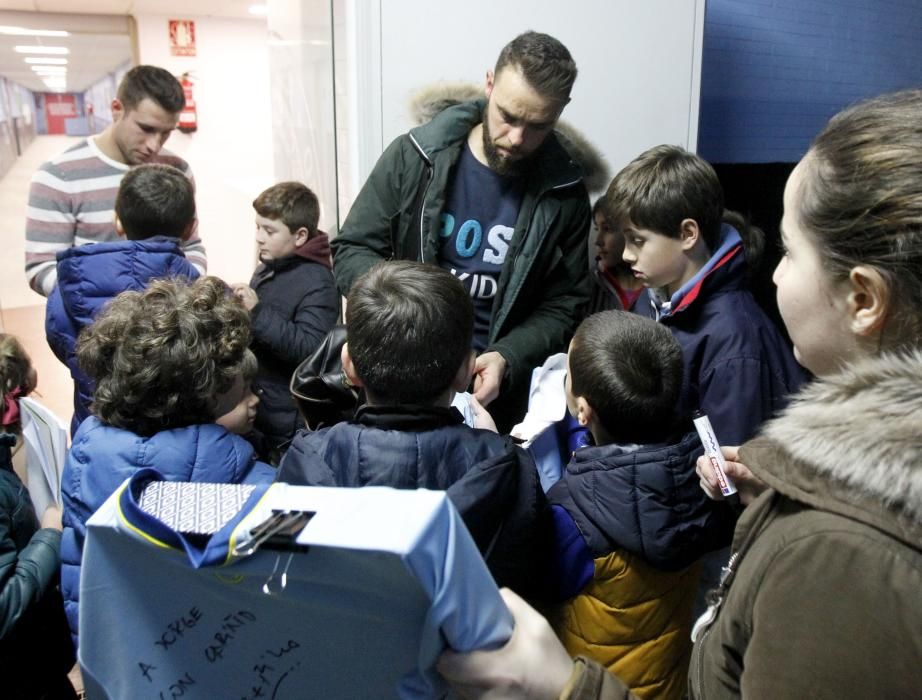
25, 137, 207, 296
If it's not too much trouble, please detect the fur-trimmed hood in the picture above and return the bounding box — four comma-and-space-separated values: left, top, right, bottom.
742, 350, 922, 547
408, 82, 610, 194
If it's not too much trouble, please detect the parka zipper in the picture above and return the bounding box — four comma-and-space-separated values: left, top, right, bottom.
690, 492, 780, 698
408, 133, 434, 264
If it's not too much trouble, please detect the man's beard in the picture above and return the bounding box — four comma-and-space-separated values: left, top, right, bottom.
481, 108, 533, 177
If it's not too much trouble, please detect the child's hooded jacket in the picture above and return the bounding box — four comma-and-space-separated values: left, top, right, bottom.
45, 237, 199, 434
60, 417, 275, 647
548, 433, 730, 699
635, 225, 806, 444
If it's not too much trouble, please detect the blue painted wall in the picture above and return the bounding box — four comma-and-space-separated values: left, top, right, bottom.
699, 0, 922, 163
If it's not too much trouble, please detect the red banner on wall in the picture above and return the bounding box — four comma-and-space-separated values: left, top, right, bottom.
169, 19, 196, 57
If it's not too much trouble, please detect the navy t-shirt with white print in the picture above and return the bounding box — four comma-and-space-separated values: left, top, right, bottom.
438, 144, 524, 351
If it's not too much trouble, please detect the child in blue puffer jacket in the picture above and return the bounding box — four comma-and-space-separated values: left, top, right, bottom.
60, 277, 275, 650
278, 261, 551, 602
45, 163, 200, 435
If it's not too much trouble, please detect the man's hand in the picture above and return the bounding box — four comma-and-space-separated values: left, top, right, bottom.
695, 445, 767, 506
472, 352, 507, 406
231, 283, 258, 311
437, 588, 575, 700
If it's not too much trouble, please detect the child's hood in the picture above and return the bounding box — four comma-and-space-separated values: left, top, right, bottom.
295, 231, 332, 269
653, 224, 745, 319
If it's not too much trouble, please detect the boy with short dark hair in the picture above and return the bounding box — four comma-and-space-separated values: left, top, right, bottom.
548, 310, 725, 699
278, 261, 549, 600
45, 163, 199, 434
607, 144, 805, 445
231, 181, 339, 463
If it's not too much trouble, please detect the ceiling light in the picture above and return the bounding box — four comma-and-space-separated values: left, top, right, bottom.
14, 46, 69, 55
0, 26, 69, 37
32, 66, 67, 73
249, 4, 268, 15
25, 57, 68, 65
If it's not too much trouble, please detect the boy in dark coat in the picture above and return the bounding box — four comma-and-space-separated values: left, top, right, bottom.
45, 163, 199, 435
607, 145, 805, 446
232, 182, 339, 463
277, 261, 550, 601
548, 311, 727, 699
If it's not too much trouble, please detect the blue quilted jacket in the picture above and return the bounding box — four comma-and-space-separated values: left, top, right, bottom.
635, 226, 807, 445
60, 417, 275, 648
278, 405, 552, 601
45, 237, 199, 435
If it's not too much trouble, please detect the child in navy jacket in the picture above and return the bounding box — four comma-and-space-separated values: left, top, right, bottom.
548, 311, 727, 699
605, 145, 805, 446
232, 182, 338, 463
278, 261, 550, 601
45, 163, 199, 435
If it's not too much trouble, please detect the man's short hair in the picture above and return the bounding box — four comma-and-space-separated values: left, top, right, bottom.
605, 144, 724, 251
570, 311, 684, 444
346, 261, 473, 405
253, 181, 320, 234
115, 164, 195, 240
495, 31, 577, 104
117, 65, 185, 114
76, 276, 251, 436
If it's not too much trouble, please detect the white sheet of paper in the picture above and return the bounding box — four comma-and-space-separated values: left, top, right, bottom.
19, 397, 68, 514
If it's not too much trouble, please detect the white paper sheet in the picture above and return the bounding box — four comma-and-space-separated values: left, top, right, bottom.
19, 397, 68, 515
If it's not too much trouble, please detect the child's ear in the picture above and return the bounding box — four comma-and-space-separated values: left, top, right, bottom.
115, 216, 126, 238
574, 396, 594, 428
180, 219, 195, 242
679, 218, 701, 250
294, 226, 311, 247
847, 265, 890, 338
452, 349, 477, 393
341, 342, 364, 388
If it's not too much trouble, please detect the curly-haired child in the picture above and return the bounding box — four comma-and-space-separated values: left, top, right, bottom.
60, 276, 275, 648
0, 334, 77, 698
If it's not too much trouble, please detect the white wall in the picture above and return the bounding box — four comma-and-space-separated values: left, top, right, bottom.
266, 1, 705, 230
325, 0, 704, 220
265, 0, 339, 234
134, 13, 274, 286
378, 0, 704, 182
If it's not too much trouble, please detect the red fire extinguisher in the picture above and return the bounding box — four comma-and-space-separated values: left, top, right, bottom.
178, 72, 197, 133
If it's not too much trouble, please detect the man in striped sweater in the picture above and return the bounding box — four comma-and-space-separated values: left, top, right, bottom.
25, 65, 207, 296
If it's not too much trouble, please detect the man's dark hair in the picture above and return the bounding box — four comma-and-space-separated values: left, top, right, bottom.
494, 31, 577, 104
117, 65, 185, 113
605, 144, 724, 251
569, 311, 684, 444
346, 261, 473, 405
253, 181, 320, 234
115, 164, 195, 240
